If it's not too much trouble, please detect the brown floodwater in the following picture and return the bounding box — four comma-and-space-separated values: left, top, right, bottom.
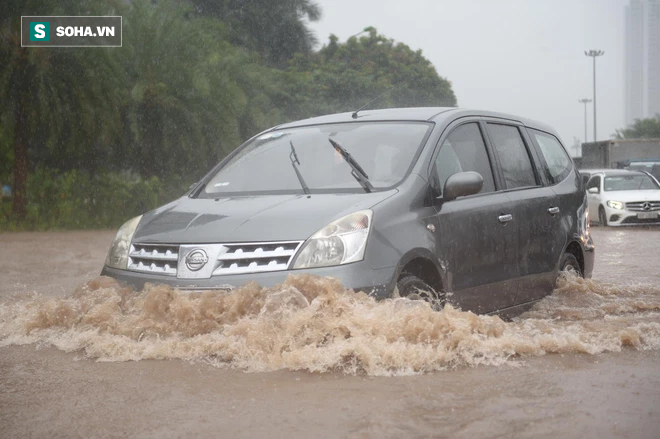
1, 228, 659, 438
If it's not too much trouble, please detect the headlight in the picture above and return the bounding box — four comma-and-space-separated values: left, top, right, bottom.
585, 206, 590, 233
292, 210, 372, 269
606, 200, 624, 210
105, 215, 142, 269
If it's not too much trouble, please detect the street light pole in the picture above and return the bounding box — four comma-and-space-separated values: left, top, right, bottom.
584, 50, 604, 142
348, 26, 375, 40
578, 98, 592, 143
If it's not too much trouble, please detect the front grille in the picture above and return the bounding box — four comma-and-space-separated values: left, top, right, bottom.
126, 241, 303, 277
621, 216, 660, 225
213, 241, 302, 275
128, 243, 179, 276
625, 201, 660, 211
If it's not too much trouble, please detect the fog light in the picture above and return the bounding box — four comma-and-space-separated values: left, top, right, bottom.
610, 214, 620, 222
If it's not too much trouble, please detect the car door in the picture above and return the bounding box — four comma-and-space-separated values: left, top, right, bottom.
430, 120, 520, 314
483, 121, 561, 305
524, 128, 581, 301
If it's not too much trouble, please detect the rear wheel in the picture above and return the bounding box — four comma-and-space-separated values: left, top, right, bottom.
558, 252, 582, 277
598, 206, 608, 226
396, 274, 444, 310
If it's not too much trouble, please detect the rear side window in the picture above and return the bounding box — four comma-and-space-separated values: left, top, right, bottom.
433, 123, 495, 196
487, 123, 537, 189
530, 129, 572, 184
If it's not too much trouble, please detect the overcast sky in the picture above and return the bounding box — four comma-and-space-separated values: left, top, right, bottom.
310, 0, 628, 154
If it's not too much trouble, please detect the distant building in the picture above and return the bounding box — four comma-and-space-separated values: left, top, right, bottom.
625, 0, 660, 124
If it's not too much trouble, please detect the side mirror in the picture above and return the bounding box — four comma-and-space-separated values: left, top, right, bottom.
442, 171, 484, 201
587, 187, 599, 194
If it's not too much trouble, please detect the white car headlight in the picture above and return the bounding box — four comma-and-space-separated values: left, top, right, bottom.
105, 215, 142, 269
292, 210, 373, 269
607, 200, 624, 210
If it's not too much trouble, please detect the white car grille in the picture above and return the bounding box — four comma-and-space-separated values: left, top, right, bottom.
625, 201, 660, 211
127, 241, 303, 277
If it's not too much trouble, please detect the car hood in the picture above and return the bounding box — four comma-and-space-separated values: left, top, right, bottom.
601, 189, 660, 203
133, 191, 397, 244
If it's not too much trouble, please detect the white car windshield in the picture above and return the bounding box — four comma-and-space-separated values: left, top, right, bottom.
604, 175, 660, 191
202, 122, 431, 196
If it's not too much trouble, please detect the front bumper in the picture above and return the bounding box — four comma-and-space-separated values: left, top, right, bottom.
602, 205, 660, 226
101, 261, 398, 299
582, 237, 595, 279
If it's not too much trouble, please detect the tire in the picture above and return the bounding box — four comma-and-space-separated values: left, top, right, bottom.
396, 274, 444, 310
598, 206, 608, 226
558, 252, 582, 277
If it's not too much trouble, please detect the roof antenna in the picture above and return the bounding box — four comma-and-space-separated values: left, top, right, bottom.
351, 80, 408, 119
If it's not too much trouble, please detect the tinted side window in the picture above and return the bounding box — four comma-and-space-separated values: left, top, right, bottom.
586, 176, 601, 191
487, 123, 537, 189
433, 123, 495, 196
530, 129, 572, 184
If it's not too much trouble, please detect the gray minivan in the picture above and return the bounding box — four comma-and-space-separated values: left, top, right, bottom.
102, 108, 594, 315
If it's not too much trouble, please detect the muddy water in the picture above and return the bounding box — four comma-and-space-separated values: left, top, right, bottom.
1, 228, 660, 437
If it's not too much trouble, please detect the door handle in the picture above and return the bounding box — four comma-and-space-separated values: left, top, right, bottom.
498, 214, 513, 223
547, 206, 560, 215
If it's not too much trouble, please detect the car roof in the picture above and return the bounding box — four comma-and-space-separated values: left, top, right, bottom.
591, 169, 649, 177
580, 168, 613, 174
274, 107, 457, 128
273, 107, 559, 134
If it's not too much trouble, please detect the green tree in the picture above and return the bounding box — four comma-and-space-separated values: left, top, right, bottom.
0, 0, 123, 218
189, 0, 321, 67
282, 29, 457, 120
117, 0, 283, 178
616, 115, 660, 139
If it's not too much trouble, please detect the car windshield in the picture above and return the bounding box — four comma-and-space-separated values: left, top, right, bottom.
201, 122, 431, 196
604, 175, 660, 191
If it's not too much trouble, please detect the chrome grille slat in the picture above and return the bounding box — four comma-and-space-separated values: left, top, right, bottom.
129, 252, 178, 261
217, 249, 297, 261
625, 201, 660, 211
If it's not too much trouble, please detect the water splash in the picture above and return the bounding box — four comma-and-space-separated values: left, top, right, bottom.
1, 274, 659, 376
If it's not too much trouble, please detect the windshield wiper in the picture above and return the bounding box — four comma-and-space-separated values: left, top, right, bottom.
289, 141, 311, 195
328, 138, 374, 193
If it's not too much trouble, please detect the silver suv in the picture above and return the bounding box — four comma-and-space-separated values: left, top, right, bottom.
103, 108, 594, 315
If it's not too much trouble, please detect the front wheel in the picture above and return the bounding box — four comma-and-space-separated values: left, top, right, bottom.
396, 274, 444, 310
598, 206, 608, 226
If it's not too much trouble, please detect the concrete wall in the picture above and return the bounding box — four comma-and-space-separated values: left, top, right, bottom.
581, 141, 609, 168
580, 139, 660, 168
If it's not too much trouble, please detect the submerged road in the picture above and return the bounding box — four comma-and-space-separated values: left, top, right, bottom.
1, 228, 659, 438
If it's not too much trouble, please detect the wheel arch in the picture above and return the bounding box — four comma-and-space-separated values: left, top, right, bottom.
393, 248, 445, 293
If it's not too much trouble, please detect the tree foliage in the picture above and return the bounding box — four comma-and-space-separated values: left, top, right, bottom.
189, 0, 321, 67
616, 115, 660, 139
0, 1, 457, 227
0, 0, 123, 217
282, 30, 457, 120
116, 0, 279, 177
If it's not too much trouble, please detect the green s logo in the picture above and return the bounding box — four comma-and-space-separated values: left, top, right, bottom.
30, 22, 50, 41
